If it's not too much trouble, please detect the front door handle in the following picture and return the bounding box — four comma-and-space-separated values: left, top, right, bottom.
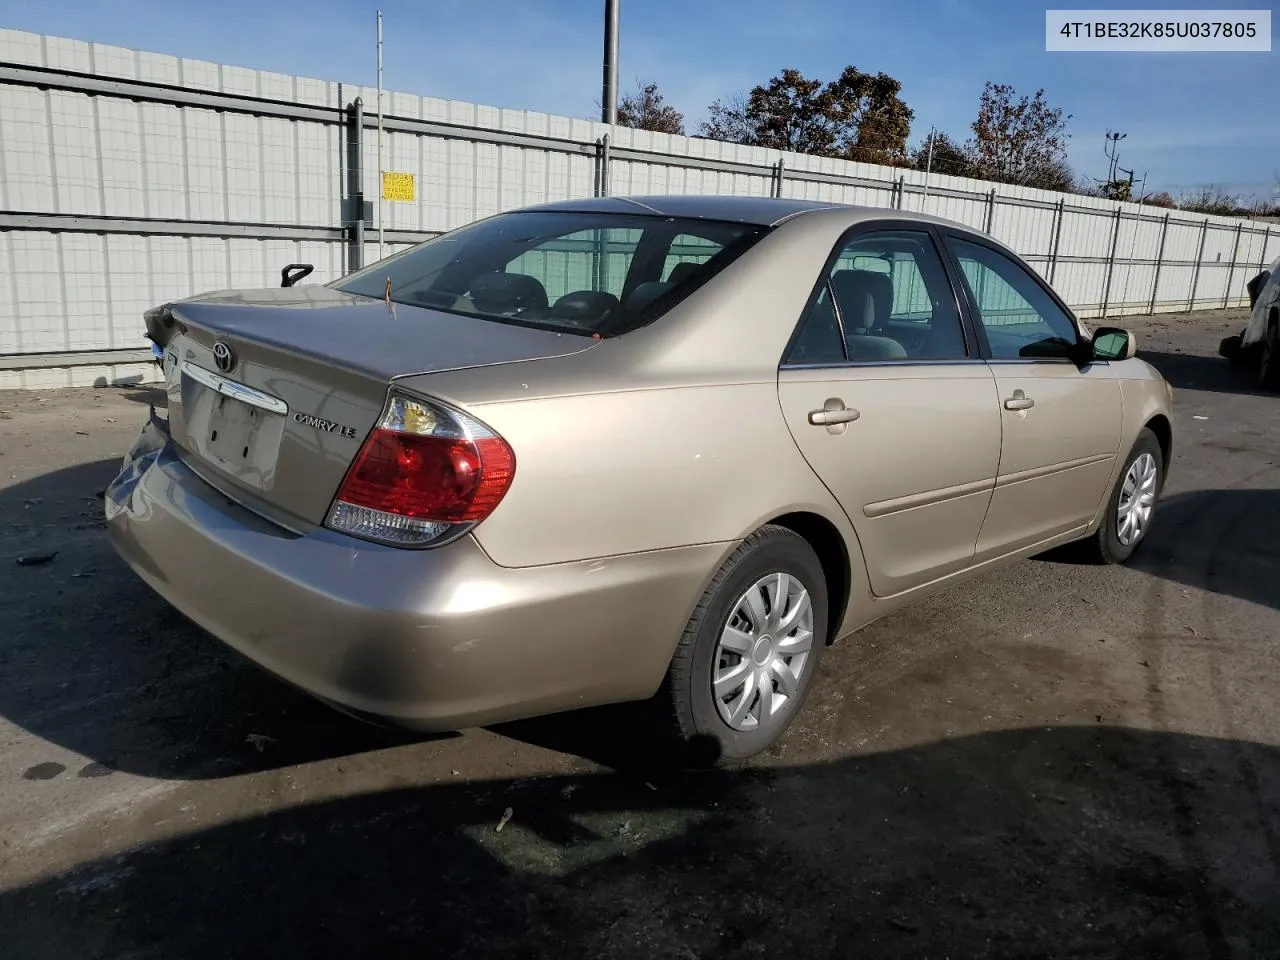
808, 407, 862, 425
1004, 390, 1035, 411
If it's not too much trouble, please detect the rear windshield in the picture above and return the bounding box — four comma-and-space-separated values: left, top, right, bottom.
332, 210, 768, 337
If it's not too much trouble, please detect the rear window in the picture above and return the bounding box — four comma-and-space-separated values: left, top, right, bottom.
333, 211, 768, 337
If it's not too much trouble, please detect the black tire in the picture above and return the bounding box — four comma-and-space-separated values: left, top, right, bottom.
657, 525, 828, 766
1260, 313, 1280, 391
1220, 333, 1249, 367
1073, 428, 1164, 565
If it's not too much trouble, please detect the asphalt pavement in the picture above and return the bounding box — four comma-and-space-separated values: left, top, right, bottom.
1, 306, 1277, 959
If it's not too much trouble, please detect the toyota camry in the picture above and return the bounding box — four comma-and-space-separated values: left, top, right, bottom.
106, 195, 1174, 763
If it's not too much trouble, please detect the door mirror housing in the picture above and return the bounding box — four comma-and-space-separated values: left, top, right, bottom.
1090, 327, 1137, 362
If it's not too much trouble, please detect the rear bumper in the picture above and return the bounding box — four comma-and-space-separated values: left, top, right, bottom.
105, 419, 724, 730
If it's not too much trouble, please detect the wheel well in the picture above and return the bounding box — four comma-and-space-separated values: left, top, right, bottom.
768, 512, 850, 645
1145, 414, 1172, 470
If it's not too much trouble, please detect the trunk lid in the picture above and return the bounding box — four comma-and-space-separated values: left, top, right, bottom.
152, 285, 596, 528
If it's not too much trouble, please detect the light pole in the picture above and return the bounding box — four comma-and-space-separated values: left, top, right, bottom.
602, 0, 619, 126
376, 10, 384, 261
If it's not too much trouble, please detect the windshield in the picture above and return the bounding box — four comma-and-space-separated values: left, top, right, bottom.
332, 210, 768, 337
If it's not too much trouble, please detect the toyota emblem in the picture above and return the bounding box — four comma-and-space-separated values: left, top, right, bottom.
212, 340, 236, 373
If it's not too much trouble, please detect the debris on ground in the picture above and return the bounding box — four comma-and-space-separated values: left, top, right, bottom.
16, 552, 57, 567
495, 807, 514, 832
245, 733, 276, 753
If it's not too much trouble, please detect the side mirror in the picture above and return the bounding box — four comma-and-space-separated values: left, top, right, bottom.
280, 263, 315, 288
1091, 326, 1136, 362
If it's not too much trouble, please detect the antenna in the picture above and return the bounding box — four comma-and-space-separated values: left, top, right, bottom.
1104, 130, 1127, 183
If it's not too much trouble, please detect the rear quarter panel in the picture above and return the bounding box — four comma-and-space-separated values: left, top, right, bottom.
445, 381, 856, 570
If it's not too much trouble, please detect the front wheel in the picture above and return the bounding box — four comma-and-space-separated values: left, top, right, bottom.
658, 525, 828, 765
1075, 428, 1164, 565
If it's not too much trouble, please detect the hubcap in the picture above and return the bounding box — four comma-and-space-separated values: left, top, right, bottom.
712, 573, 814, 732
1117, 451, 1158, 546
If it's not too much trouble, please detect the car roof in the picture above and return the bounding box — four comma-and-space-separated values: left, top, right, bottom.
517, 194, 973, 231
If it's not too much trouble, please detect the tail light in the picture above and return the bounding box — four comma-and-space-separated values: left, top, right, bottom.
326, 392, 515, 547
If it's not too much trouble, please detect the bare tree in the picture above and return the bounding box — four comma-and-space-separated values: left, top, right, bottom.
700, 92, 755, 143
967, 82, 1075, 191
616, 80, 685, 135
1178, 184, 1245, 216
909, 132, 972, 177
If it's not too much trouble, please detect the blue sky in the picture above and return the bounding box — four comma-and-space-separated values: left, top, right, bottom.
5, 0, 1277, 199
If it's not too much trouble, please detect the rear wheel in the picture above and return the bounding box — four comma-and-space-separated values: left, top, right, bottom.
1074, 428, 1163, 565
1260, 313, 1280, 391
658, 525, 828, 765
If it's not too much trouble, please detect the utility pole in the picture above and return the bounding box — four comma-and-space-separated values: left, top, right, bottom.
376, 10, 384, 261
601, 0, 619, 126
1104, 130, 1126, 187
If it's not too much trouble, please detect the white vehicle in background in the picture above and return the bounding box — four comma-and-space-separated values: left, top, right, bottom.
1220, 255, 1280, 389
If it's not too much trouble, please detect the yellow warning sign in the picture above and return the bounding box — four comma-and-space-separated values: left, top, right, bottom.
381, 171, 416, 202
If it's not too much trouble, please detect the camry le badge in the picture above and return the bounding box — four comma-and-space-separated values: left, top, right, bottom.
293, 412, 358, 439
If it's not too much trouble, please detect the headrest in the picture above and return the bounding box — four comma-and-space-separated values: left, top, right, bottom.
549, 290, 619, 327
667, 262, 701, 286
469, 272, 548, 314
831, 269, 892, 332
625, 280, 673, 313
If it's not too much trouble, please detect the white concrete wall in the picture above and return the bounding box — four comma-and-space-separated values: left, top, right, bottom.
2, 27, 1278, 390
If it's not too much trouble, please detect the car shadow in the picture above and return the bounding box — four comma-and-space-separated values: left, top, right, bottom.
1039, 486, 1280, 613
0, 458, 436, 783
1138, 348, 1270, 398
3, 726, 1279, 959
95, 383, 169, 409
1127, 487, 1280, 614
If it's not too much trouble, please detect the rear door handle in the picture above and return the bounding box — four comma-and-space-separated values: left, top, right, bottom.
1003, 390, 1035, 411
808, 399, 861, 435
809, 408, 861, 425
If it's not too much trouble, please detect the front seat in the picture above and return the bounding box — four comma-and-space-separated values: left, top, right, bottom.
830, 269, 892, 334
830, 269, 907, 360
667, 262, 701, 286
468, 272, 549, 315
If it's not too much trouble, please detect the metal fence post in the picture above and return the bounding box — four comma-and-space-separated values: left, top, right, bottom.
1048, 198, 1065, 283
1223, 222, 1243, 309
773, 157, 786, 198
1187, 218, 1209, 312
892, 176, 905, 210
345, 98, 365, 273
1101, 206, 1122, 319
1149, 213, 1170, 314
984, 188, 997, 234
595, 134, 612, 198
1259, 226, 1272, 272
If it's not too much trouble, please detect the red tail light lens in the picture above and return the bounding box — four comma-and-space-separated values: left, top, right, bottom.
326, 394, 515, 547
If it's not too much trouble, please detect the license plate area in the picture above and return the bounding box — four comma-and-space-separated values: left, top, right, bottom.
181, 368, 287, 489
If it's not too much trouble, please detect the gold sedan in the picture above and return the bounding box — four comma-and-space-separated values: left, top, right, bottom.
108, 196, 1173, 763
